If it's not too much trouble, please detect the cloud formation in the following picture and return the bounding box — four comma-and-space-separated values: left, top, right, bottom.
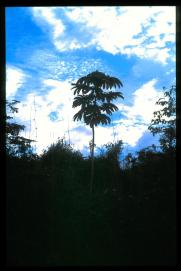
31, 6, 175, 64
14, 77, 163, 155
6, 65, 26, 99
109, 79, 163, 147
6, 7, 175, 156
121, 79, 163, 123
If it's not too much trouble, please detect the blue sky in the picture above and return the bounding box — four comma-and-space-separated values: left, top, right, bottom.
6, 6, 176, 157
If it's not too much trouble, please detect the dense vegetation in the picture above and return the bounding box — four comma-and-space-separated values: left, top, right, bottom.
6, 86, 176, 266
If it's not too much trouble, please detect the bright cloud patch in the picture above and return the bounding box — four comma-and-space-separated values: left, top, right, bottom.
121, 79, 163, 123
16, 78, 164, 154
109, 79, 164, 147
6, 66, 26, 98
26, 48, 107, 83
6, 7, 175, 157
31, 6, 175, 64
8, 75, 168, 154
31, 7, 65, 40
16, 79, 91, 154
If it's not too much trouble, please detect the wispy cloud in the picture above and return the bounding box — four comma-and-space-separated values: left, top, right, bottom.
16, 79, 84, 153
31, 7, 175, 64
110, 79, 163, 146
31, 7, 65, 40
6, 65, 27, 99
24, 48, 107, 83
6, 7, 175, 156
31, 7, 93, 52
15, 78, 163, 154
121, 79, 163, 123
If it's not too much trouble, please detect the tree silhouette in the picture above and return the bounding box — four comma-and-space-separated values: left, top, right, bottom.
6, 100, 34, 157
72, 70, 124, 193
148, 85, 176, 155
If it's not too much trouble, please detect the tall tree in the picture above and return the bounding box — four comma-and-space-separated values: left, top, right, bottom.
72, 70, 124, 193
148, 85, 176, 156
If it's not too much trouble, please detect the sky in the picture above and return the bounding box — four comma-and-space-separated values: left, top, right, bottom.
6, 6, 176, 158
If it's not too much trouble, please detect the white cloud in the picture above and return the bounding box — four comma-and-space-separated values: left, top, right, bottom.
65, 6, 175, 64
15, 78, 164, 155
17, 93, 64, 154
121, 79, 163, 123
26, 48, 107, 82
16, 79, 86, 154
31, 6, 175, 64
32, 7, 65, 39
117, 124, 147, 147
31, 7, 92, 52
6, 66, 26, 99
107, 79, 164, 147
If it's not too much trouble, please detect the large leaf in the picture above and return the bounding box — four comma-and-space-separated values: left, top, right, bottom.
72, 70, 124, 128
104, 91, 124, 102
72, 70, 123, 91
73, 109, 84, 122
101, 102, 118, 114
72, 94, 95, 108
96, 114, 111, 125
72, 83, 94, 95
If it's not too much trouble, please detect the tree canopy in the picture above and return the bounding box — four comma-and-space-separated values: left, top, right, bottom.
148, 85, 176, 154
72, 70, 124, 192
6, 100, 34, 157
72, 70, 124, 128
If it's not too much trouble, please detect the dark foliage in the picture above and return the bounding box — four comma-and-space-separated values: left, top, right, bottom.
6, 86, 176, 266
6, 100, 35, 157
6, 140, 176, 266
148, 85, 176, 155
72, 70, 124, 193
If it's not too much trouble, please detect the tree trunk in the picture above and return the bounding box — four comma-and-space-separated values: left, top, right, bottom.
90, 125, 95, 193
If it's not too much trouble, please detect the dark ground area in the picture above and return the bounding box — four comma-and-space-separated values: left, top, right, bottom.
6, 151, 176, 266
